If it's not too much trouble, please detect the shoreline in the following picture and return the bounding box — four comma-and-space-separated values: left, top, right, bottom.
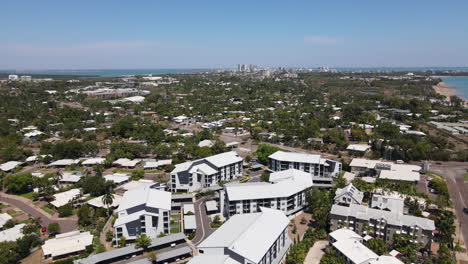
432, 81, 468, 107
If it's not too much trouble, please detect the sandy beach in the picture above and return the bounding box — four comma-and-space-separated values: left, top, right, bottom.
433, 81, 457, 98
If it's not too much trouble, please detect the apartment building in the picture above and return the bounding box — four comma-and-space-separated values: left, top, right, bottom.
330, 204, 435, 248
268, 151, 341, 187
334, 183, 364, 206
170, 151, 243, 192
220, 168, 313, 218
188, 207, 291, 264
114, 185, 171, 241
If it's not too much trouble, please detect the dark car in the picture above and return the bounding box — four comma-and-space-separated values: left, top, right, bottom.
463, 208, 468, 214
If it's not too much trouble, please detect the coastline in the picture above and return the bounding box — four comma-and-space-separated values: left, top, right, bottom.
432, 80, 468, 107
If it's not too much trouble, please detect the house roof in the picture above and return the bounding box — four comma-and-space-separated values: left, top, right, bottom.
87, 194, 123, 208
0, 161, 23, 172
104, 173, 130, 184
346, 144, 371, 152
60, 172, 83, 183
49, 159, 80, 167
198, 208, 289, 263
42, 231, 93, 258
0, 214, 12, 228
51, 188, 81, 208
0, 224, 25, 242
82, 157, 105, 165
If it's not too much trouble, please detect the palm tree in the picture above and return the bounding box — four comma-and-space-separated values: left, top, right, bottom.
102, 188, 115, 217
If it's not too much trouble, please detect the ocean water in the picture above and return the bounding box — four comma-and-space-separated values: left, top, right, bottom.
440, 76, 468, 100
0, 69, 211, 77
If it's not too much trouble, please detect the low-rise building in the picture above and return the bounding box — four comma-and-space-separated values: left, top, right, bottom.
114, 185, 171, 241
51, 188, 81, 208
221, 169, 313, 218
43, 231, 93, 259
330, 204, 435, 248
350, 158, 421, 182
0, 224, 25, 242
189, 207, 291, 264
170, 151, 243, 192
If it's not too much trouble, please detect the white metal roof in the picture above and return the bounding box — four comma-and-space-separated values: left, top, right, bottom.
104, 173, 130, 184
188, 255, 241, 264
205, 200, 218, 211
379, 170, 420, 182
183, 204, 195, 214
51, 188, 81, 208
143, 159, 172, 169
333, 238, 378, 263
49, 159, 79, 167
0, 224, 25, 242
225, 170, 312, 201
60, 172, 83, 183
113, 158, 141, 167
119, 179, 155, 191
205, 151, 243, 168
329, 228, 363, 242
42, 231, 93, 258
87, 194, 123, 208
371, 194, 404, 214
116, 185, 171, 212
198, 208, 289, 263
82, 157, 105, 165
346, 144, 371, 152
0, 213, 12, 228
0, 161, 23, 172
367, 256, 404, 264
334, 183, 364, 204
268, 151, 322, 164
184, 215, 197, 230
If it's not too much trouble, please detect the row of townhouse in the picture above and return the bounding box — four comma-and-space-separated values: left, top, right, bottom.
330, 203, 435, 248
170, 151, 243, 192
188, 207, 292, 264
268, 151, 341, 187
220, 169, 313, 218
113, 185, 172, 242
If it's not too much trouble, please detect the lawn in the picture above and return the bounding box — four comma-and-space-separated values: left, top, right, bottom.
0, 204, 8, 210
7, 209, 23, 217
20, 192, 35, 200
170, 214, 181, 234
41, 205, 56, 215
464, 173, 468, 181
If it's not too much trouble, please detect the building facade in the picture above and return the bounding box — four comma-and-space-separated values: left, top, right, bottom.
114, 186, 171, 241
221, 169, 313, 218
268, 151, 341, 187
330, 204, 435, 248
171, 151, 243, 192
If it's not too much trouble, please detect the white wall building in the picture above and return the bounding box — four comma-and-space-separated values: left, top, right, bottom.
221, 169, 313, 218
171, 151, 243, 192
114, 185, 171, 241
334, 183, 364, 206
189, 207, 292, 264
268, 151, 341, 187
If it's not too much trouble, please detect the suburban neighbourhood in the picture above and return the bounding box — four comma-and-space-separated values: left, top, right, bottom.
0, 67, 467, 264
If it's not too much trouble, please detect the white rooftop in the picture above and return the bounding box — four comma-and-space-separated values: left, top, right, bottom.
0, 224, 25, 242
184, 215, 197, 230
205, 151, 243, 168
183, 204, 195, 215
51, 188, 81, 208
117, 185, 171, 212
346, 144, 371, 152
0, 213, 12, 228
367, 256, 404, 264
333, 238, 378, 264
60, 172, 83, 183
104, 173, 130, 185
329, 228, 363, 242
205, 200, 218, 212
0, 161, 23, 172
143, 159, 172, 169
87, 194, 123, 208
49, 159, 79, 167
268, 151, 322, 164
42, 231, 93, 258
371, 194, 404, 214
188, 255, 241, 264
198, 208, 289, 263
82, 157, 105, 166
113, 158, 141, 167
119, 179, 155, 191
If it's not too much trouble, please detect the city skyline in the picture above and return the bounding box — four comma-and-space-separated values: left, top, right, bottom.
2, 0, 468, 69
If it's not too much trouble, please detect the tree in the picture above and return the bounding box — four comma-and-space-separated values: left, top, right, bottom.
118, 236, 126, 247
147, 251, 157, 262
77, 204, 92, 227
260, 172, 270, 182
102, 189, 115, 217
4, 173, 33, 194
334, 173, 347, 188
135, 234, 151, 249
320, 248, 345, 264
254, 144, 282, 165
105, 231, 113, 242
80, 174, 114, 196
364, 238, 388, 255
0, 241, 20, 264
48, 222, 60, 235
57, 203, 73, 217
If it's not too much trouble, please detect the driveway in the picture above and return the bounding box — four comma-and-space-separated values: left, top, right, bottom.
304, 240, 328, 264
0, 192, 77, 233
191, 198, 216, 245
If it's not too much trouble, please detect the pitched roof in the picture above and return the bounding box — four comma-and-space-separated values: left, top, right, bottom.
116, 185, 171, 212
198, 208, 289, 263
334, 183, 364, 204
42, 231, 93, 258
268, 151, 322, 164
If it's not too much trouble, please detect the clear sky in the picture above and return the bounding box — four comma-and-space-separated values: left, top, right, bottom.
2, 0, 468, 69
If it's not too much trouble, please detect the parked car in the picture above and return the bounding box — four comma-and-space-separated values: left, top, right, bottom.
463, 208, 468, 214
41, 226, 47, 233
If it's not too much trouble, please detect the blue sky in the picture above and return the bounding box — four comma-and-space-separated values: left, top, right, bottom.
2, 0, 468, 69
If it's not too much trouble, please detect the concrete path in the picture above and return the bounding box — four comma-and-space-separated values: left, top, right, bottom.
304, 240, 328, 264
0, 192, 78, 233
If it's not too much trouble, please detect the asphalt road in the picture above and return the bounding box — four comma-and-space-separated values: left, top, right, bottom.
192, 198, 216, 245
430, 163, 468, 256
0, 193, 77, 233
